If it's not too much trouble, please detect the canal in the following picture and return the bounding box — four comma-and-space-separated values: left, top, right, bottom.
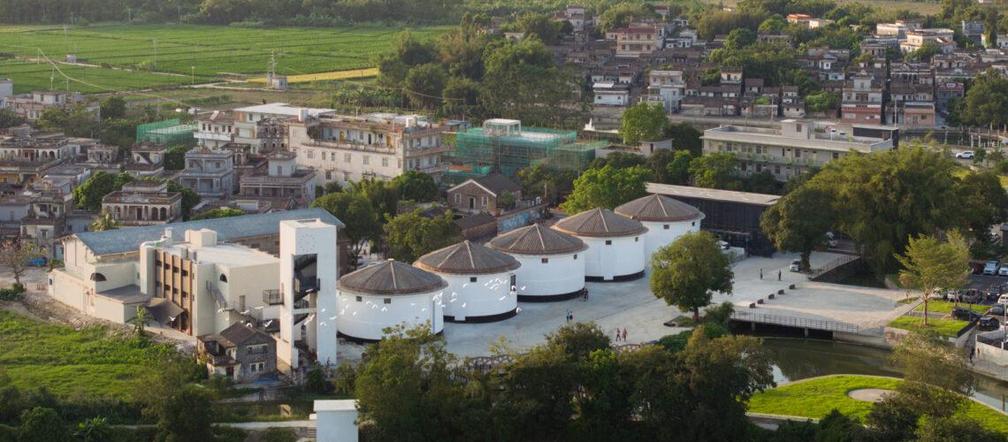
762, 337, 1008, 411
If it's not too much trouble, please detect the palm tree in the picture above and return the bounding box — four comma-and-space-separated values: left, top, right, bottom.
129, 305, 150, 336
90, 210, 119, 232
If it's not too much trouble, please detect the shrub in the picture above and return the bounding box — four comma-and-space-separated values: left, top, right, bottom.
260, 427, 298, 442
0, 283, 25, 301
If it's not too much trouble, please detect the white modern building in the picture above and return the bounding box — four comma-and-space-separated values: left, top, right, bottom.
615, 194, 704, 261
313, 400, 358, 442
414, 240, 520, 322
487, 224, 587, 301
551, 208, 647, 282
277, 218, 340, 370
336, 260, 447, 342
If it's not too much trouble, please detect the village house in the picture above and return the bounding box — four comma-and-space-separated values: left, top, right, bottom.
198, 322, 278, 381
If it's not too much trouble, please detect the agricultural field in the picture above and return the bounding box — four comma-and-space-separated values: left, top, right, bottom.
0, 24, 448, 94
0, 310, 175, 400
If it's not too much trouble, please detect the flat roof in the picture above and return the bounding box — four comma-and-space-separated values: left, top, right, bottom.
646, 183, 780, 206
181, 243, 278, 267
74, 208, 343, 256
702, 126, 891, 153
232, 103, 333, 117
314, 399, 357, 412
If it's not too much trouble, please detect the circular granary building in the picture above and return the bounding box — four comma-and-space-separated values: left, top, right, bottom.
336, 259, 447, 342
415, 240, 521, 323
615, 194, 704, 261
551, 208, 648, 282
487, 223, 588, 302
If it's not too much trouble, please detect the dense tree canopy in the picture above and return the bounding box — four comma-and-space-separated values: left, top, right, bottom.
619, 102, 668, 145
72, 172, 134, 211
312, 191, 381, 267
760, 186, 836, 271
560, 164, 652, 213
895, 232, 970, 325
383, 209, 460, 262
392, 170, 439, 202
958, 70, 1008, 129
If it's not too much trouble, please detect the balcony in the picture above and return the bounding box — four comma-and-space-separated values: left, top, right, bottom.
262, 289, 282, 305
194, 131, 233, 142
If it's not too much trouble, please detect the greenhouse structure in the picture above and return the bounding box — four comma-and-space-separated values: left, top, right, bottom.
136, 119, 197, 146
447, 119, 602, 183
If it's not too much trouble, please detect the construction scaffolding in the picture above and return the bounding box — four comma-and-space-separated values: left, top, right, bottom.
447, 119, 601, 183
135, 119, 197, 146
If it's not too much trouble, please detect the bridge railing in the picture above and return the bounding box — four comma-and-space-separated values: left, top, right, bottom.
730, 310, 861, 334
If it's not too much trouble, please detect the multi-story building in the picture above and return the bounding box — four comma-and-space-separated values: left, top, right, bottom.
6, 91, 84, 121
231, 103, 333, 154
194, 111, 235, 149
592, 82, 630, 106
289, 112, 448, 186
198, 322, 278, 381
841, 75, 885, 125
127, 143, 167, 177
178, 148, 235, 199
900, 29, 955, 53
644, 69, 685, 111
101, 181, 182, 227
238, 151, 316, 205
20, 187, 70, 254
702, 120, 898, 181
49, 209, 343, 371
608, 25, 664, 57
0, 131, 81, 185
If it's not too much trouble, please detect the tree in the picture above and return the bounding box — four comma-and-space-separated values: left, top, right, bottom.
960, 70, 1008, 129
0, 239, 41, 285
384, 209, 460, 262
89, 210, 119, 232
17, 407, 70, 442
346, 178, 399, 224
597, 2, 654, 33
404, 63, 448, 109
99, 96, 126, 120
355, 326, 477, 441
665, 123, 703, 156
650, 231, 734, 321
312, 192, 380, 269
190, 207, 245, 220
560, 164, 652, 214
72, 171, 134, 211
0, 109, 25, 129
513, 12, 562, 44
619, 102, 667, 145
664, 150, 693, 185
890, 332, 973, 395
805, 91, 839, 113
392, 171, 438, 202
516, 164, 577, 205
689, 152, 741, 189
129, 305, 150, 337
725, 28, 756, 49
895, 231, 970, 325
136, 358, 214, 442
163, 145, 191, 170
165, 181, 200, 220
760, 186, 836, 271
73, 417, 113, 442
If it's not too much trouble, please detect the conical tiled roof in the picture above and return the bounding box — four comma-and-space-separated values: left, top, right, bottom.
488, 223, 587, 255
552, 208, 647, 238
614, 194, 703, 222
338, 260, 447, 295
414, 241, 520, 275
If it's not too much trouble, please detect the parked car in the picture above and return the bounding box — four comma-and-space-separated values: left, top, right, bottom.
951, 307, 981, 322
825, 232, 838, 248
718, 240, 730, 250
956, 151, 975, 159
978, 316, 1000, 331
984, 260, 1000, 275
789, 259, 801, 272
962, 290, 982, 304
988, 304, 1005, 316
944, 289, 961, 301
999, 266, 1008, 277
998, 294, 1008, 306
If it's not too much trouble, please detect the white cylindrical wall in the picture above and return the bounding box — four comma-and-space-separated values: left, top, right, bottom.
438, 271, 516, 321
337, 289, 444, 341
507, 252, 585, 299
640, 218, 701, 261
579, 235, 646, 280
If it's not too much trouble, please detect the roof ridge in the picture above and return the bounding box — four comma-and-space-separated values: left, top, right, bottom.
389, 261, 398, 290
535, 224, 546, 250
598, 208, 609, 232
657, 195, 670, 217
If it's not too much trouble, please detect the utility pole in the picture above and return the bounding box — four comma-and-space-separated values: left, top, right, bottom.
153, 39, 158, 71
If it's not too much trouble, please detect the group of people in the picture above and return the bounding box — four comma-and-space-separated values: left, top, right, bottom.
614, 327, 628, 342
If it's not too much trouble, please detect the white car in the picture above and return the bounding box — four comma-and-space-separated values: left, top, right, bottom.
718, 240, 730, 250
956, 151, 975, 160
999, 266, 1008, 277
998, 294, 1008, 306
984, 260, 1000, 275
789, 259, 801, 272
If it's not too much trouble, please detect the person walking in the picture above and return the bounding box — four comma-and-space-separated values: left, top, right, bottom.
615, 328, 621, 342
759, 268, 763, 280
621, 328, 627, 342
778, 269, 781, 281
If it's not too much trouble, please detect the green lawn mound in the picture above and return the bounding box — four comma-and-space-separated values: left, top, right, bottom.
748, 374, 1008, 434
915, 300, 989, 315
0, 310, 174, 400
888, 315, 968, 338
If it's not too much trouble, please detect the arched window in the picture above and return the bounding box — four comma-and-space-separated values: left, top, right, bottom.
219, 274, 228, 283
89, 272, 107, 282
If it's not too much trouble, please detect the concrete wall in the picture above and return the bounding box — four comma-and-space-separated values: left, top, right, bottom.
314, 400, 358, 442
976, 341, 1008, 366
436, 271, 516, 321
579, 234, 646, 280
507, 252, 585, 298
279, 219, 339, 368
337, 289, 443, 341
640, 217, 702, 263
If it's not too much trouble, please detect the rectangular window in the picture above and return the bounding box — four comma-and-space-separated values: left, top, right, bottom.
344, 153, 351, 163
605, 240, 612, 245
307, 150, 314, 159
382, 157, 389, 167
663, 224, 670, 230
573, 254, 578, 260
541, 258, 549, 264
363, 155, 370, 165
384, 298, 391, 304
356, 296, 362, 302
469, 277, 477, 282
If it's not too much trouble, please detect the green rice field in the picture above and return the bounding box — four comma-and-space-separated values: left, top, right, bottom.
0, 24, 448, 94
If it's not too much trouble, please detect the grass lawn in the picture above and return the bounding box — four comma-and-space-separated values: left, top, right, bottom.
0, 310, 175, 400
0, 24, 448, 93
916, 300, 989, 315
748, 375, 1008, 434
888, 315, 968, 338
